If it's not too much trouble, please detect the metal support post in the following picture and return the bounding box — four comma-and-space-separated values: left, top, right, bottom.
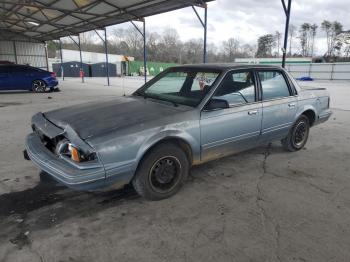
281, 0, 292, 68
104, 28, 110, 86
192, 3, 208, 63
95, 29, 110, 86
143, 20, 146, 83
44, 42, 49, 71
131, 19, 147, 83
78, 34, 84, 83
59, 38, 64, 80
12, 41, 18, 64
68, 35, 84, 82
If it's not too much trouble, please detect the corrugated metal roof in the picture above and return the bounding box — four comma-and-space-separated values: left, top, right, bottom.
0, 0, 213, 42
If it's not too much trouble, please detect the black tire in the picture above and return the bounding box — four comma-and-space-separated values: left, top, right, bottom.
132, 142, 190, 200
282, 115, 310, 152
32, 80, 47, 92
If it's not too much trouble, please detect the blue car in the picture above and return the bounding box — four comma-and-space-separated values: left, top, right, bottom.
0, 64, 59, 92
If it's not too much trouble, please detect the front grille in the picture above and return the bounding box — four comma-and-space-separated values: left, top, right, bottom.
32, 125, 60, 153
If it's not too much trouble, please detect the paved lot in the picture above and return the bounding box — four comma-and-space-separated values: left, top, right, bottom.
0, 77, 350, 262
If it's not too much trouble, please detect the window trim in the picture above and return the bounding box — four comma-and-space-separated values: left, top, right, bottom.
255, 69, 297, 102
203, 69, 259, 110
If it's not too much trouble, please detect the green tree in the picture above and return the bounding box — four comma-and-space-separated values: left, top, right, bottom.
256, 34, 275, 57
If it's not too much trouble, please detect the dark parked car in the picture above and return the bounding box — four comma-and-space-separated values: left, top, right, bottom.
0, 64, 58, 92
25, 64, 331, 200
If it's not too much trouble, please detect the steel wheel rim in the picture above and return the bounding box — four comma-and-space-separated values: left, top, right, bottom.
293, 121, 307, 147
33, 80, 46, 92
149, 156, 182, 193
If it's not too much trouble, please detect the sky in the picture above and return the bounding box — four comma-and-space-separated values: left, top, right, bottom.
110, 0, 350, 56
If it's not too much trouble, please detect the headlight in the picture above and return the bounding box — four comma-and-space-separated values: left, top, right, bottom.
56, 139, 95, 162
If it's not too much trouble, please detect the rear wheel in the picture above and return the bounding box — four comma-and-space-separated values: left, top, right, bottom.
132, 142, 190, 200
282, 115, 310, 152
32, 80, 46, 92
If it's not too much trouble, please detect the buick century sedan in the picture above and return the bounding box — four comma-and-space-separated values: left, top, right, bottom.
25, 64, 331, 200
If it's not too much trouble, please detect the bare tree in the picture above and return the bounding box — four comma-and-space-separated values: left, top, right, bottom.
299, 23, 311, 56
182, 39, 203, 64
322, 20, 343, 57
310, 24, 318, 57
241, 44, 256, 58
321, 20, 332, 56
160, 28, 181, 63
275, 31, 282, 57
288, 24, 296, 56
222, 38, 240, 61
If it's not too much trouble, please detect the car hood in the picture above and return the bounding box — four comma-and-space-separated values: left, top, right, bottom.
44, 96, 190, 139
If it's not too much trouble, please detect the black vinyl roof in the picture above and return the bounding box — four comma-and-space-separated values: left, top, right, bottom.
0, 0, 213, 42
174, 63, 282, 71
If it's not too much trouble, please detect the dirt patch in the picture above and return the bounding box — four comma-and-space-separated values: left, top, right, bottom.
0, 182, 140, 250
0, 183, 65, 217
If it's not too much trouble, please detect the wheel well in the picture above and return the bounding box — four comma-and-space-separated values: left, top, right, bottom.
32, 79, 47, 86
141, 138, 193, 164
302, 110, 316, 126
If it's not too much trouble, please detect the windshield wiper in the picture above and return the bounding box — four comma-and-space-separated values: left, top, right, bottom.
135, 92, 178, 107
165, 99, 178, 107
134, 91, 144, 97
134, 91, 150, 100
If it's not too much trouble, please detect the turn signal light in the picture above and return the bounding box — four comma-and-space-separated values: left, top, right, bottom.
68, 144, 80, 162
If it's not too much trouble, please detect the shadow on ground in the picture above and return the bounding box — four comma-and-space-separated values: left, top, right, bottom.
0, 144, 304, 251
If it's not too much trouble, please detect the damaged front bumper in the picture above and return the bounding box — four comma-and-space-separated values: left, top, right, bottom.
25, 132, 106, 190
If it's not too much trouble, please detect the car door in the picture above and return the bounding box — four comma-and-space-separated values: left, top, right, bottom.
12, 65, 34, 90
0, 66, 13, 90
200, 70, 262, 162
257, 69, 298, 142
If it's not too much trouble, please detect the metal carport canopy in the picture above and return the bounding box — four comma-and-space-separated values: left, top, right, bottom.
0, 0, 213, 41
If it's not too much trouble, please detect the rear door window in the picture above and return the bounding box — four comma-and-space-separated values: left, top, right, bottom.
258, 71, 291, 100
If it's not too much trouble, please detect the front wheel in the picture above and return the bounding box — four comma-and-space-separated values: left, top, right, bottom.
32, 80, 47, 92
282, 115, 310, 152
132, 143, 190, 200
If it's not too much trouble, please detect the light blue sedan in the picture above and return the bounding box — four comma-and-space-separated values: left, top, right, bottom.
25, 64, 331, 200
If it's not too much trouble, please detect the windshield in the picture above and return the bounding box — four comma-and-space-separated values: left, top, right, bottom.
134, 68, 221, 107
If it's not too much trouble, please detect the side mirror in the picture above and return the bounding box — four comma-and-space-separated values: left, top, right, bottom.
204, 98, 229, 111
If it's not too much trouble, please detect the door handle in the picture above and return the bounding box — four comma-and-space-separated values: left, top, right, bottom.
248, 110, 258, 115
288, 103, 296, 108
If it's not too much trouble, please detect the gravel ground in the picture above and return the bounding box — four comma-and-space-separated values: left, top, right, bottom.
0, 77, 349, 262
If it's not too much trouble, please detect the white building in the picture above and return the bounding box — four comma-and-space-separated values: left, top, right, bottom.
235, 57, 313, 64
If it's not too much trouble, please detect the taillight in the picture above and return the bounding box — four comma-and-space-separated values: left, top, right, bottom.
51, 72, 56, 78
